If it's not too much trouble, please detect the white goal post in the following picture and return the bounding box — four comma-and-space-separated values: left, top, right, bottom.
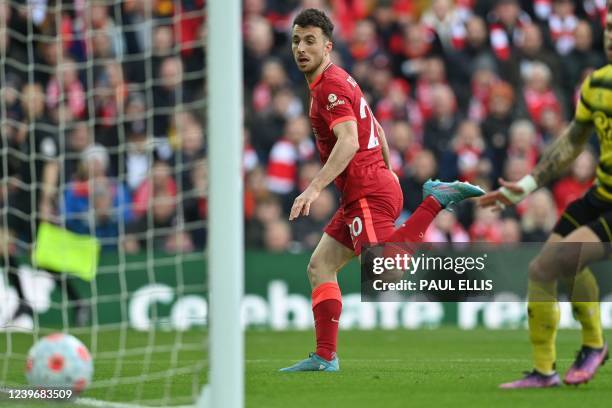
200, 1, 244, 408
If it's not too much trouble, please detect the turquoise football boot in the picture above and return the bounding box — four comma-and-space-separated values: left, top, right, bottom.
422, 179, 485, 209
279, 352, 339, 372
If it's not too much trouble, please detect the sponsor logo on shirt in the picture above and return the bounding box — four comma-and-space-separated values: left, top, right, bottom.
326, 97, 346, 111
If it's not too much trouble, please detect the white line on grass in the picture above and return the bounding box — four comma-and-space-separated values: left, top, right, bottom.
75, 397, 194, 408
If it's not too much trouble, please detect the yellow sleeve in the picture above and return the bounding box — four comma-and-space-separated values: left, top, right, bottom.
575, 75, 593, 124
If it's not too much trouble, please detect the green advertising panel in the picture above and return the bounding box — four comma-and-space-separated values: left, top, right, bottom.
2, 248, 612, 330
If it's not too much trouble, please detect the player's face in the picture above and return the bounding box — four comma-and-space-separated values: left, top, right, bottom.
606, 9, 612, 62
291, 25, 332, 74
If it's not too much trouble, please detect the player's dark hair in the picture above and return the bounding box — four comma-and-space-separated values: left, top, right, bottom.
293, 8, 334, 40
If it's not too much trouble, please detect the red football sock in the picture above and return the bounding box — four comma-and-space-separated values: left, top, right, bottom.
387, 196, 441, 243
312, 282, 342, 361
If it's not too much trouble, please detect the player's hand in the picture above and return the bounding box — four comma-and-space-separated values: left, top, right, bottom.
478, 178, 524, 211
289, 185, 320, 220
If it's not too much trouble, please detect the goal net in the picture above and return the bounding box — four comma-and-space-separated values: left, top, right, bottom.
0, 0, 214, 405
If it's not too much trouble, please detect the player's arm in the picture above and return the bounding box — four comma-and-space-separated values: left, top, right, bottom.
480, 120, 593, 209
289, 120, 358, 220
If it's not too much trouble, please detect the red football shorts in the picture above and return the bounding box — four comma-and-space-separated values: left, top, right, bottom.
324, 174, 403, 255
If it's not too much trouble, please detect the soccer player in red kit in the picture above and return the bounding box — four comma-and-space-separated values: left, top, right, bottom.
280, 9, 485, 372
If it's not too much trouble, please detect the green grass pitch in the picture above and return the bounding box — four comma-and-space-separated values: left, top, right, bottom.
1, 328, 612, 407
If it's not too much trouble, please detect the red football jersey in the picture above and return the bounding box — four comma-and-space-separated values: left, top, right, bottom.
309, 63, 387, 204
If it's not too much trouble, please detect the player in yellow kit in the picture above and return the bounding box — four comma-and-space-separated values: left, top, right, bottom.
479, 3, 612, 388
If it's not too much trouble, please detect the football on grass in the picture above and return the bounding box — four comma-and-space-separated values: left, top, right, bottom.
25, 333, 93, 394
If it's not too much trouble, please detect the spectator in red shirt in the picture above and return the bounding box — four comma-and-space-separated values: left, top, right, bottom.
488, 0, 531, 61
469, 206, 503, 243
553, 149, 596, 215
266, 115, 315, 195
46, 57, 86, 119
521, 62, 563, 128
347, 19, 381, 63
548, 0, 579, 56
252, 59, 290, 113
507, 119, 540, 172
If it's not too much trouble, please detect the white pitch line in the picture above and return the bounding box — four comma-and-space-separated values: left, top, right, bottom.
75, 397, 194, 408
74, 398, 193, 408
75, 397, 150, 408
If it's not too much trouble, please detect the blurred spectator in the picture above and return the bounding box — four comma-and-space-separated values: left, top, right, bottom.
521, 63, 563, 129
292, 188, 336, 250
183, 159, 208, 249
539, 106, 567, 142
387, 120, 422, 175
487, 0, 531, 61
553, 150, 596, 214
448, 15, 498, 97
347, 19, 385, 65
124, 126, 152, 191
501, 217, 523, 243
481, 81, 516, 179
439, 120, 490, 183
64, 122, 92, 182
390, 22, 442, 80
244, 16, 276, 89
124, 161, 192, 253
469, 206, 503, 243
415, 57, 449, 122
561, 20, 604, 110
266, 115, 315, 197
95, 61, 128, 130
400, 150, 438, 214
252, 59, 289, 113
583, 0, 608, 28
424, 211, 470, 243
374, 78, 423, 134
514, 22, 561, 88
467, 62, 498, 122
423, 84, 460, 157
171, 111, 206, 191
153, 56, 184, 137
7, 83, 59, 246
250, 87, 303, 161
264, 219, 293, 252
421, 0, 470, 52
132, 160, 177, 218
246, 195, 283, 249
548, 0, 578, 56
507, 120, 539, 172
521, 189, 558, 241
46, 58, 86, 119
87, 0, 125, 58
62, 145, 132, 248
296, 161, 323, 193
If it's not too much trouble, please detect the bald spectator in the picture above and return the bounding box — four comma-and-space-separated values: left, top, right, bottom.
423, 84, 460, 157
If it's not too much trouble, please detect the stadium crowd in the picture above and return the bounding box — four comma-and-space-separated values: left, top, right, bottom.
244, 0, 607, 252
0, 0, 608, 256
1, 0, 207, 253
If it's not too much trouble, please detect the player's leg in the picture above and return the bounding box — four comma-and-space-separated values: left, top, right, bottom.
500, 233, 563, 388
280, 213, 355, 372
561, 222, 609, 385
501, 191, 607, 388
386, 179, 484, 244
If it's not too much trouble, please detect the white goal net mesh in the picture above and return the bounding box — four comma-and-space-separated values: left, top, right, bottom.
0, 0, 208, 405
